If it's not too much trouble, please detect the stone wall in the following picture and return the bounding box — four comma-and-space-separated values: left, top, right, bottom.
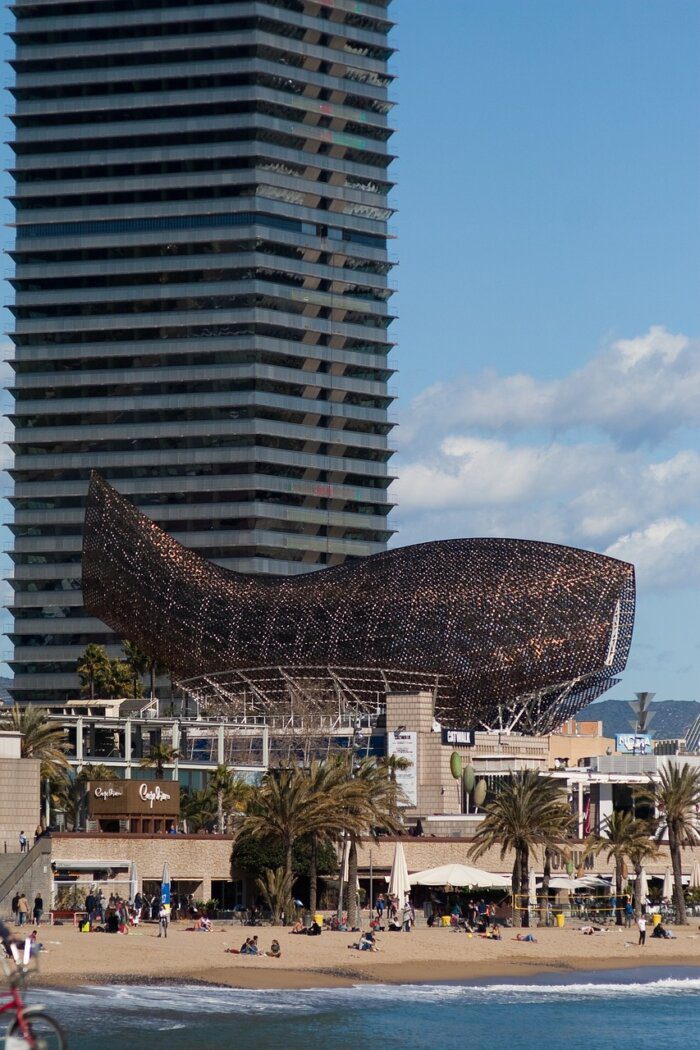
51, 833, 235, 902
355, 835, 700, 879
0, 840, 53, 921
0, 757, 41, 854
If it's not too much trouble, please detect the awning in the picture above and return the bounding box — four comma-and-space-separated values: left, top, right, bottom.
409, 863, 510, 889
53, 860, 131, 872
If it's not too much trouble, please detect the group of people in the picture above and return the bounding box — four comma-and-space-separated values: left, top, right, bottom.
10, 892, 43, 926
373, 893, 416, 932
225, 936, 281, 958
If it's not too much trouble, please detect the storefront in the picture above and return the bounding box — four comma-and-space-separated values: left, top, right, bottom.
88, 779, 180, 833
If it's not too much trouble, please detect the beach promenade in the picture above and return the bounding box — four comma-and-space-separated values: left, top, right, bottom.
31, 921, 700, 990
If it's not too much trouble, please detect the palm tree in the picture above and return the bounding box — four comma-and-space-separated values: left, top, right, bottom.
627, 829, 661, 920
344, 757, 405, 929
207, 764, 250, 834
469, 771, 575, 927
76, 643, 110, 700
140, 742, 179, 778
180, 789, 215, 833
639, 763, 700, 924
0, 703, 70, 780
255, 867, 293, 926
102, 658, 141, 699
51, 773, 82, 831
304, 756, 358, 915
240, 764, 343, 887
590, 812, 654, 923
122, 641, 149, 697
77, 763, 112, 783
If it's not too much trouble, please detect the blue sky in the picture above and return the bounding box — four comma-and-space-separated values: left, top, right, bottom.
1, 2, 700, 699
389, 0, 700, 700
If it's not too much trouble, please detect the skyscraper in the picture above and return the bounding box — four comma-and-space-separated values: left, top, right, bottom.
7, 0, 396, 702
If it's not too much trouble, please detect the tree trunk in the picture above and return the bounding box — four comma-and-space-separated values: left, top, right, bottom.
511, 850, 522, 928
521, 845, 530, 928
539, 845, 552, 925
90, 676, 95, 701
669, 826, 687, 924
615, 858, 623, 924
285, 841, 293, 885
309, 836, 318, 916
347, 838, 359, 929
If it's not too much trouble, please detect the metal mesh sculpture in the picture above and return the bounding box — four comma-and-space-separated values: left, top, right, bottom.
82, 473, 635, 733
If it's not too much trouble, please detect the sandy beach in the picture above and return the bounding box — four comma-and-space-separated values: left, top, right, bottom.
29, 920, 700, 990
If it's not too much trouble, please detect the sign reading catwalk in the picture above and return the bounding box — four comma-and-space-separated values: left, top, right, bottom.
82, 474, 635, 735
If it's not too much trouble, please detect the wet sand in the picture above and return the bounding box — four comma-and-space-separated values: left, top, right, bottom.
30, 920, 700, 989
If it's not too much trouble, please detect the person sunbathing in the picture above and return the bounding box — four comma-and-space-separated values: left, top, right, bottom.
289, 919, 305, 934
514, 933, 537, 942
268, 939, 282, 958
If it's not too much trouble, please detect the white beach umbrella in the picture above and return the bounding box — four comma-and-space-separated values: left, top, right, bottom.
662, 867, 673, 901
129, 861, 138, 904
689, 860, 700, 890
541, 876, 577, 891
408, 863, 510, 889
637, 866, 649, 901
388, 842, 411, 901
528, 868, 537, 909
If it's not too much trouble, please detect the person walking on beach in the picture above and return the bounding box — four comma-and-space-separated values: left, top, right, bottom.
624, 899, 633, 929
33, 894, 43, 926
11, 893, 19, 925
638, 915, 646, 946
158, 902, 169, 939
18, 831, 28, 854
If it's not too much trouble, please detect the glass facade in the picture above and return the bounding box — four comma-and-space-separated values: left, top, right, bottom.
7, 0, 396, 701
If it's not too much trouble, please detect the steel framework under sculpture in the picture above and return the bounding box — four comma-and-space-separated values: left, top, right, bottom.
82, 473, 635, 734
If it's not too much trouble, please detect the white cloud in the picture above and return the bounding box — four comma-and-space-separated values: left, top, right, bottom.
401, 326, 700, 449
605, 519, 700, 589
392, 327, 700, 591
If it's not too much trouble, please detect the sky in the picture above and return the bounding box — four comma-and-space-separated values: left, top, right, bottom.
388, 0, 700, 700
1, 1, 700, 698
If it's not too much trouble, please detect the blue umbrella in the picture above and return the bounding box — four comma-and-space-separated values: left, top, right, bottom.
161, 862, 171, 917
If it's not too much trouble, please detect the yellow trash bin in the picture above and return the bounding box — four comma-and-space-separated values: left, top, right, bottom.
441, 914, 451, 927
555, 913, 565, 928
313, 912, 324, 927
652, 913, 662, 927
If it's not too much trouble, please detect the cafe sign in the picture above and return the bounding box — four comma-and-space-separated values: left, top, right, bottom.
89, 779, 180, 816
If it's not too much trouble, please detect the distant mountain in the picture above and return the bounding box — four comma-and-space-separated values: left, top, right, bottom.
576, 698, 700, 740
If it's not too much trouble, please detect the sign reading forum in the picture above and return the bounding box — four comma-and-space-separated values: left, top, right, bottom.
89, 779, 180, 816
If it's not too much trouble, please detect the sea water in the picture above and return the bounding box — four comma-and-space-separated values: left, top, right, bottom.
26, 967, 700, 1049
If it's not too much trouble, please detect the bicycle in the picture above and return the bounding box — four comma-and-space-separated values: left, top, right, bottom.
1, 939, 66, 1049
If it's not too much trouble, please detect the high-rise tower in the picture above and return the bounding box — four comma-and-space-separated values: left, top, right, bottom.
6, 0, 396, 702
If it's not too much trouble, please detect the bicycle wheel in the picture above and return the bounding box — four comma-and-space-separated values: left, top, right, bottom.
7, 1008, 66, 1050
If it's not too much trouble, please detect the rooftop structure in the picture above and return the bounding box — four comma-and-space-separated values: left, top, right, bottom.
83, 473, 635, 734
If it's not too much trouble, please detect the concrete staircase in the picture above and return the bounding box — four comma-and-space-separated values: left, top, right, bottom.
0, 839, 52, 920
